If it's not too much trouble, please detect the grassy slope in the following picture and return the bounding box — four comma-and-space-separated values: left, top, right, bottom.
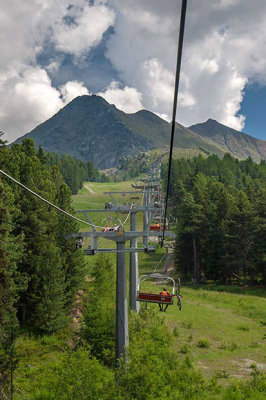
16, 182, 266, 398
164, 286, 265, 380
14, 181, 266, 396
72, 181, 266, 383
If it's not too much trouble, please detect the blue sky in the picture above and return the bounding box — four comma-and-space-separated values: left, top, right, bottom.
2, 0, 266, 143
239, 84, 266, 140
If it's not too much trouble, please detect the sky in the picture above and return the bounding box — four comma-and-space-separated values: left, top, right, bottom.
1, 0, 266, 143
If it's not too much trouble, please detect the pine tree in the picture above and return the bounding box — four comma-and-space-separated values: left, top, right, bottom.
35, 243, 66, 333
0, 180, 23, 395
82, 255, 115, 366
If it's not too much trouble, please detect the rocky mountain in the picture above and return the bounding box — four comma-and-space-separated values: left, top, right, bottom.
189, 119, 266, 162
13, 95, 266, 168
13, 95, 224, 168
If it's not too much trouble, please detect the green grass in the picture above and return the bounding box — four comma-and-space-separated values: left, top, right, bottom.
72, 181, 266, 382
71, 180, 163, 258
138, 282, 266, 381
71, 180, 266, 382
72, 180, 144, 230
8, 180, 266, 400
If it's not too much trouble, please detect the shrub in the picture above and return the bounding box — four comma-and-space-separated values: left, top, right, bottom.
116, 310, 205, 400
82, 255, 115, 366
197, 339, 210, 348
182, 320, 193, 329
237, 324, 249, 331
173, 327, 179, 337
229, 342, 238, 351
180, 344, 190, 354
187, 332, 193, 342
215, 369, 230, 379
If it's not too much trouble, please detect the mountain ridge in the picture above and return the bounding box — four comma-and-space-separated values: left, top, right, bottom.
189, 118, 266, 162
13, 95, 266, 168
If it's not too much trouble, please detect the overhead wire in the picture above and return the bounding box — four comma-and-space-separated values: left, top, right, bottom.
0, 3, 187, 241
153, 253, 167, 273
121, 203, 134, 227
0, 168, 109, 230
0, 168, 134, 232
162, 0, 187, 244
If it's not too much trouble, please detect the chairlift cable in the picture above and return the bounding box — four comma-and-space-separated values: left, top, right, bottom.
0, 168, 134, 232
153, 253, 167, 273
121, 203, 134, 227
162, 0, 187, 244
0, 168, 106, 230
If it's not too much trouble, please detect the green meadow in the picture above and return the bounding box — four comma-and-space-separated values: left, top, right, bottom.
73, 181, 266, 381
11, 180, 265, 399
137, 283, 266, 380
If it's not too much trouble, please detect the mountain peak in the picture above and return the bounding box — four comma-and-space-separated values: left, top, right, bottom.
188, 117, 266, 163
67, 94, 109, 107
12, 95, 266, 168
206, 118, 218, 124
189, 118, 240, 135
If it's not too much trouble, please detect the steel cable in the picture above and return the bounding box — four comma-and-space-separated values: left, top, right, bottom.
162, 0, 187, 244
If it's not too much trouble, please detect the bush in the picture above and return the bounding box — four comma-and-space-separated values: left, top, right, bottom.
173, 327, 179, 337
197, 339, 210, 348
180, 344, 190, 354
25, 348, 115, 400
237, 325, 249, 331
221, 372, 266, 400
116, 310, 206, 400
229, 342, 238, 351
82, 255, 115, 366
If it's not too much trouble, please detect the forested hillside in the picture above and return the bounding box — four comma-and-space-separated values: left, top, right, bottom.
1, 141, 265, 399
0, 137, 86, 393
162, 154, 266, 284
46, 152, 109, 194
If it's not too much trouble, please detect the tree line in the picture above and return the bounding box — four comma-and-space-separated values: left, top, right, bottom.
162, 154, 266, 285
46, 151, 109, 195
0, 137, 86, 392
11, 254, 266, 399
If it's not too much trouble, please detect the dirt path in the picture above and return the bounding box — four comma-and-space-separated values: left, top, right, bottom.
84, 183, 97, 195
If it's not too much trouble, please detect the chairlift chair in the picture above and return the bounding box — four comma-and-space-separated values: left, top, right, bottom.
137, 273, 181, 312
76, 237, 85, 249
101, 218, 122, 232
105, 202, 112, 210
149, 224, 166, 231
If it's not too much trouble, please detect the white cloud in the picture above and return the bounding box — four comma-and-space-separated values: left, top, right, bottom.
60, 81, 90, 104
154, 112, 169, 122
0, 0, 115, 142
98, 81, 143, 113
200, 59, 219, 74
106, 0, 266, 132
212, 0, 241, 9
0, 68, 64, 137
46, 62, 60, 74
53, 3, 115, 57
2, 0, 266, 142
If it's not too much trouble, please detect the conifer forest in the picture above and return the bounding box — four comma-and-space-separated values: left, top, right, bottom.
0, 135, 265, 399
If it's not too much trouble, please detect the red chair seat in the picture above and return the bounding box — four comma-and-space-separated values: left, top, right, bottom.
137, 292, 173, 304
